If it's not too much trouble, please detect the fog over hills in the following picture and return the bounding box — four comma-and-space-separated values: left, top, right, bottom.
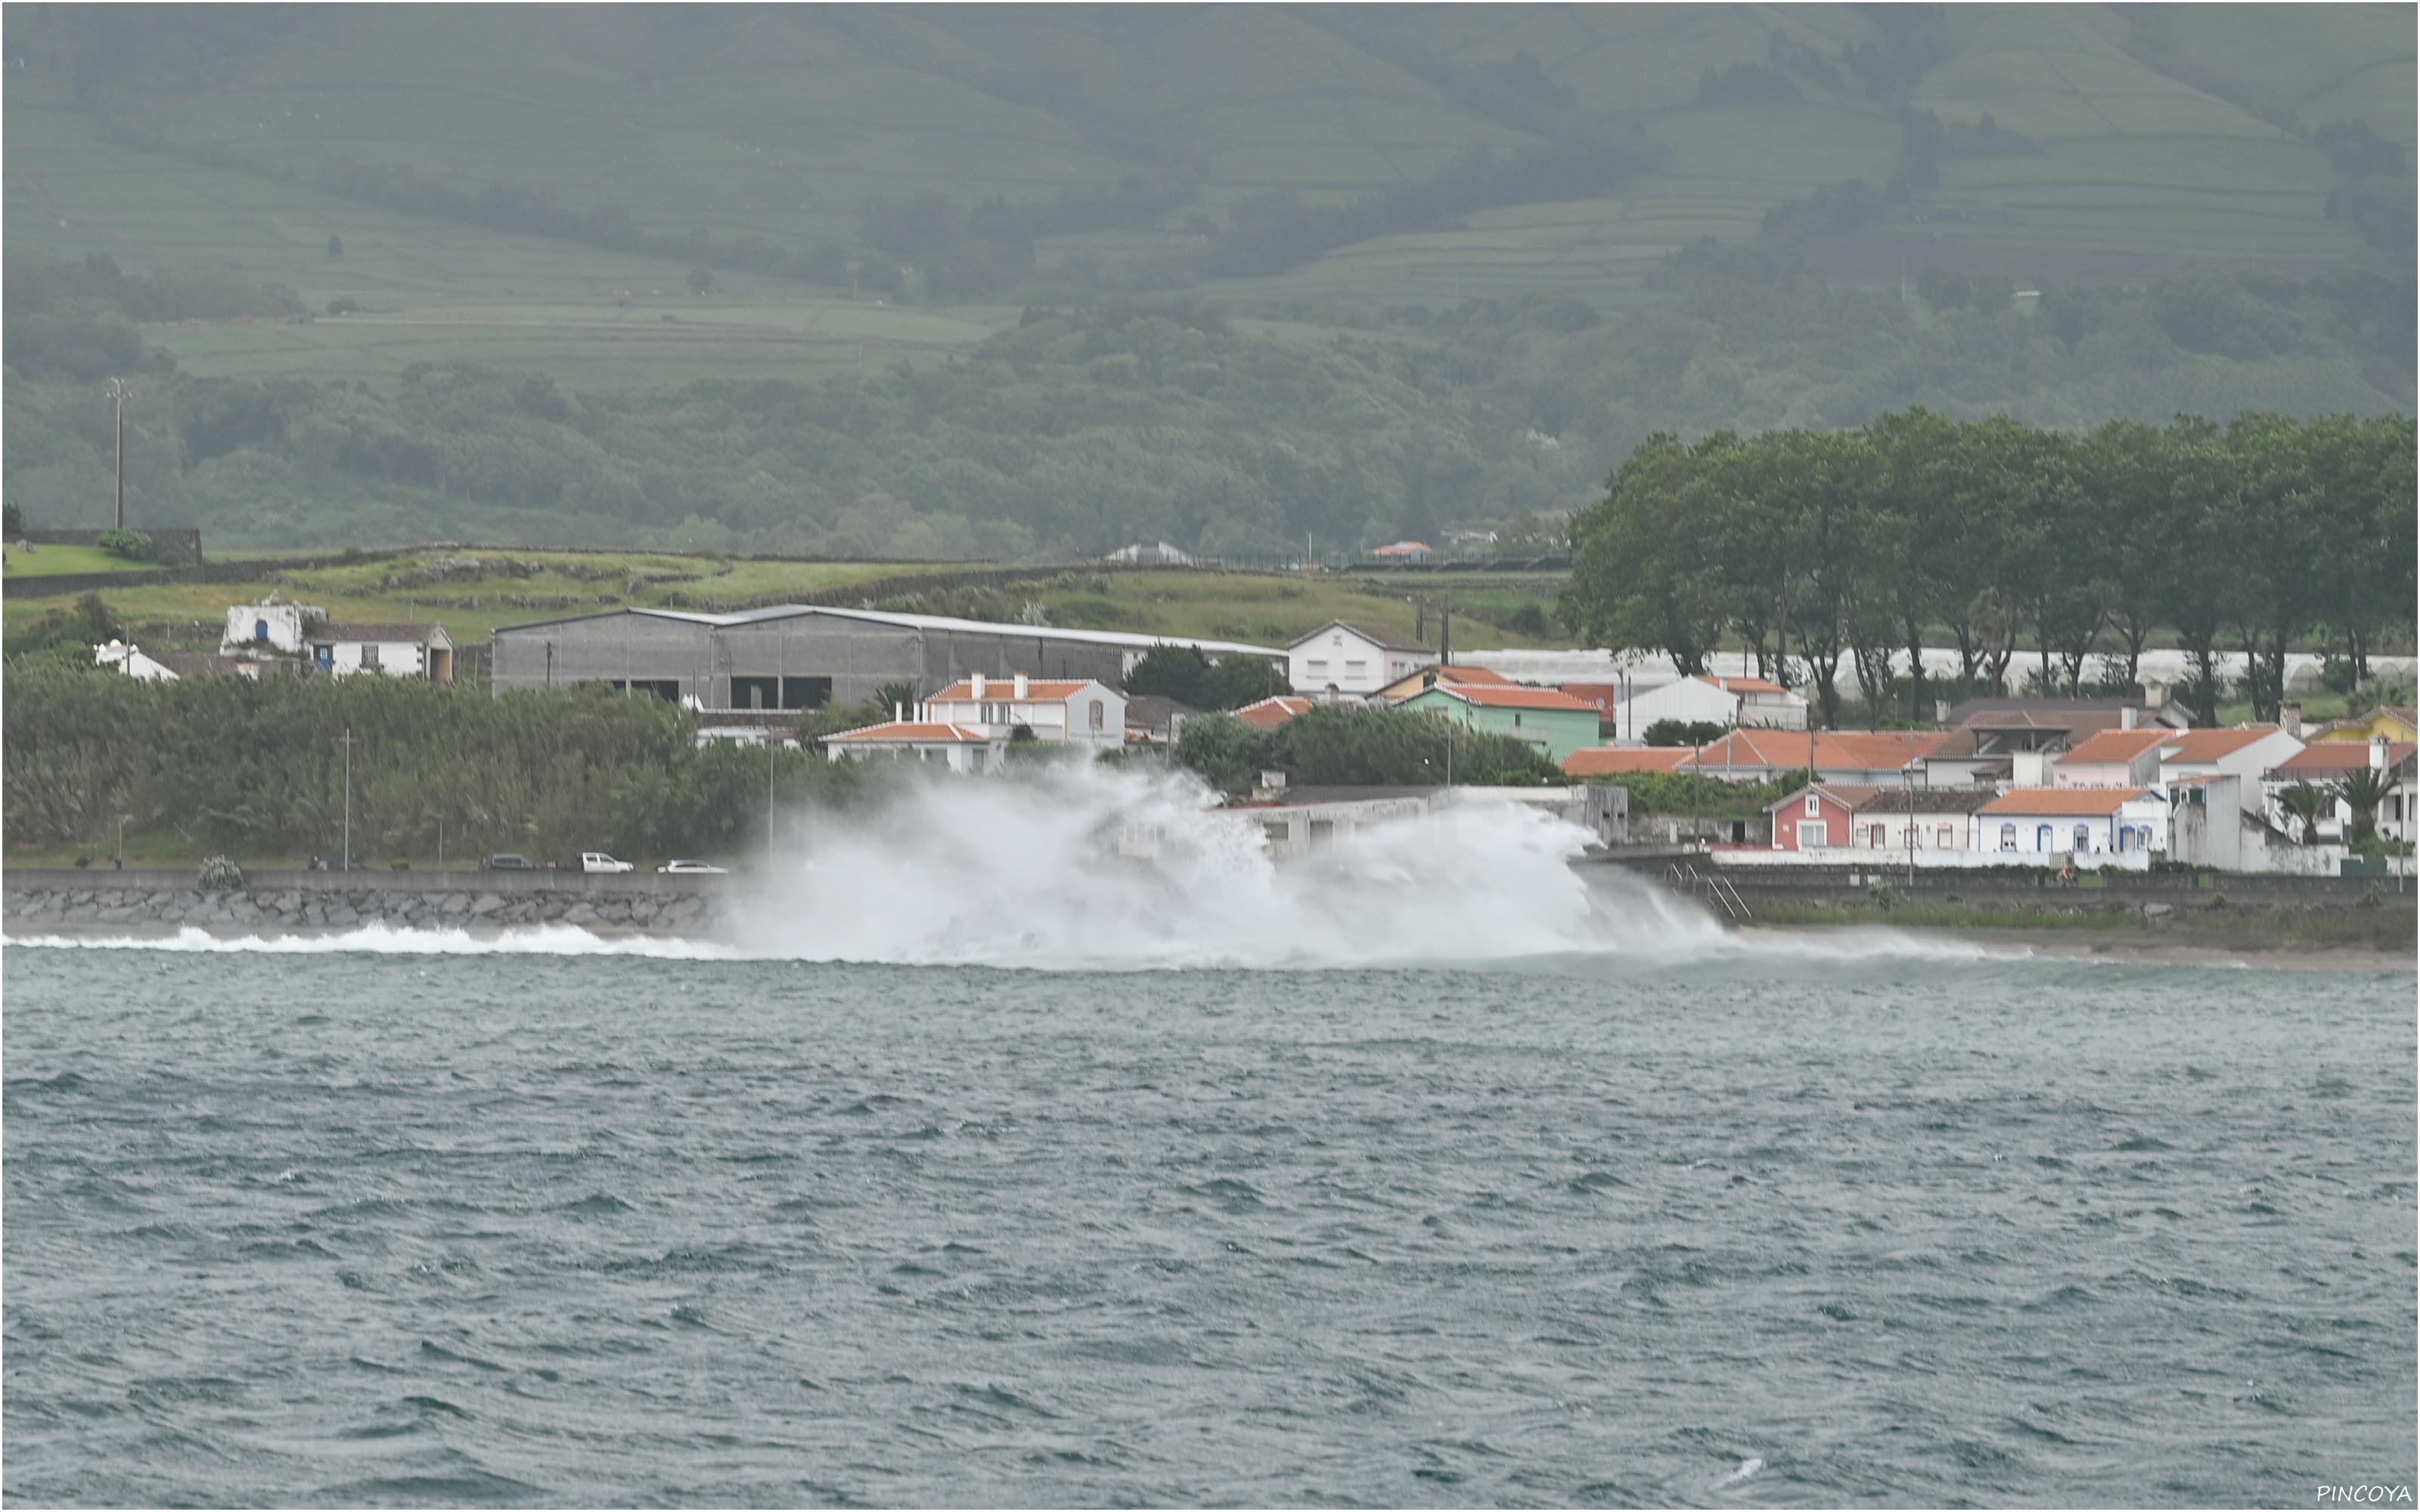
5, 4, 2412, 553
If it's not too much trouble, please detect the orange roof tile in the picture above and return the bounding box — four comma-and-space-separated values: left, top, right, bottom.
2156, 726, 2284, 763
2059, 728, 2172, 764
1422, 684, 1597, 711
826, 720, 997, 744
2269, 742, 2416, 776
932, 678, 1097, 703
1979, 786, 2151, 816
1233, 696, 1313, 730
1562, 746, 1696, 776
1701, 674, 1791, 696
1434, 664, 1516, 686
1692, 728, 1946, 770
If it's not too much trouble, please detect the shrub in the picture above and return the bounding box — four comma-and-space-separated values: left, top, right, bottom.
3, 501, 23, 536
2359, 882, 2383, 908
96, 529, 156, 562
1507, 603, 1550, 637
197, 855, 245, 892
73, 856, 92, 869
389, 858, 410, 870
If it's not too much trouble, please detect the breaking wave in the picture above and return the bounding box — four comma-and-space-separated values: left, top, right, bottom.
8, 766, 1996, 971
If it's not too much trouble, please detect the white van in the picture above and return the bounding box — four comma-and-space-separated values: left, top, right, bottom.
581, 852, 634, 873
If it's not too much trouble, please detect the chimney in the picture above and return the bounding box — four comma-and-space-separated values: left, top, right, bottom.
2143, 679, 2170, 711
2121, 705, 2138, 730
2373, 734, 2390, 771
1013, 672, 1028, 699
1933, 699, 1950, 727
894, 702, 905, 723
2279, 702, 2301, 739
970, 672, 985, 699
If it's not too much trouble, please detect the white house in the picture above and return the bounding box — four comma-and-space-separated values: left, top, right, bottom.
306, 623, 456, 683
824, 720, 1007, 775
924, 674, 1126, 751
1619, 674, 1808, 733
1977, 788, 2168, 860
1288, 621, 1432, 698
93, 640, 178, 681
2172, 773, 2343, 875
2052, 727, 2170, 789
222, 596, 326, 655
2261, 736, 2418, 844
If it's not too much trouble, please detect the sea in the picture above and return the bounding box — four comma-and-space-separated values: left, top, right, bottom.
5, 770, 2415, 1507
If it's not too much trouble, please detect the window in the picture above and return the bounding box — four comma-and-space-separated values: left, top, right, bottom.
2037, 825, 2053, 850
1804, 795, 1821, 817
1938, 823, 1954, 848
360, 643, 380, 670
2073, 823, 2091, 853
1800, 821, 1827, 849
1088, 701, 1104, 731
1307, 659, 1329, 677
1514, 712, 1525, 727
1869, 824, 1885, 848
2000, 823, 2017, 851
254, 618, 270, 643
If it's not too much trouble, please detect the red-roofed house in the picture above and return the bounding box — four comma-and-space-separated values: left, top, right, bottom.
1233, 695, 1314, 730
1689, 728, 1945, 786
2053, 727, 2171, 789
824, 720, 1007, 775
2263, 738, 2418, 843
925, 673, 1127, 751
1374, 662, 1516, 703
1620, 673, 1809, 732
1978, 788, 2167, 859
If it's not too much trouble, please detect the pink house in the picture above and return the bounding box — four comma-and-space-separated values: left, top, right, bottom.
1766, 784, 1858, 851
2053, 727, 2170, 788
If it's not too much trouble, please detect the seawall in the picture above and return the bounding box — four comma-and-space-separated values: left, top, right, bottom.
2, 867, 728, 937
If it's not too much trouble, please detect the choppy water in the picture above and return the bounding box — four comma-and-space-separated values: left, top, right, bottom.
5, 941, 2414, 1507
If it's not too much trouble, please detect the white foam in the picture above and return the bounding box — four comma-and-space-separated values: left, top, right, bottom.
7, 767, 1997, 971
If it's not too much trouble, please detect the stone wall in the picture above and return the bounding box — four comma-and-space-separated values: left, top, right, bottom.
4, 869, 726, 937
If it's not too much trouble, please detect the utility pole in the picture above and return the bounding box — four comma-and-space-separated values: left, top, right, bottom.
436, 815, 445, 874
107, 378, 126, 531
116, 816, 126, 869
1903, 770, 1915, 888
767, 732, 778, 850
339, 729, 357, 869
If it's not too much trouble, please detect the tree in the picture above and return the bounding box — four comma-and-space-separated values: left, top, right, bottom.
327, 234, 343, 259
1172, 711, 1267, 795
2333, 767, 2394, 841
687, 266, 714, 296
3, 500, 23, 536
1643, 718, 1727, 747
2276, 781, 2332, 844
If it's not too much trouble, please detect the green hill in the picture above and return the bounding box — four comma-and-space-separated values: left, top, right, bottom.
3, 5, 2411, 555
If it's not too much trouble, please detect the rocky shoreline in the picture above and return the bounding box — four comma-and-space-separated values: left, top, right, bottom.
4, 879, 723, 937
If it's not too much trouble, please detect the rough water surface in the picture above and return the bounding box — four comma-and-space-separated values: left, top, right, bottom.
5, 944, 2414, 1507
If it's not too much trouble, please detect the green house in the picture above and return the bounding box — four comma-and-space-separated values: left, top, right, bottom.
1400, 683, 1602, 765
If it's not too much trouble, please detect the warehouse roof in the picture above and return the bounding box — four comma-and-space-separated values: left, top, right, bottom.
491, 605, 1280, 659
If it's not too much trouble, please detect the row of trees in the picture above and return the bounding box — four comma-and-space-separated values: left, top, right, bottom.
2, 671, 893, 860
1561, 411, 2417, 728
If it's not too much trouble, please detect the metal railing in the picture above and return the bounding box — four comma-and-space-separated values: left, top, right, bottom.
1665, 862, 1753, 921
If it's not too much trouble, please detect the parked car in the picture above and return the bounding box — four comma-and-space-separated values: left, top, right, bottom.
481, 853, 541, 872
657, 860, 729, 874
582, 852, 635, 873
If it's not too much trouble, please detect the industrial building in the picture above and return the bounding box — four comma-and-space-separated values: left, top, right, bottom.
487, 605, 1280, 711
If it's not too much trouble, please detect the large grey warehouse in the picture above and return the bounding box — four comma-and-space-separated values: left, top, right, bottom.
489, 606, 1282, 710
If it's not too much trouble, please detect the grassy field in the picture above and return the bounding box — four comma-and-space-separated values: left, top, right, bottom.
1, 544, 164, 578
3, 553, 1579, 655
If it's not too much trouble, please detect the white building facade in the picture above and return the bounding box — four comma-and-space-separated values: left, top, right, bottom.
1977, 789, 2170, 859
1619, 674, 1809, 732
306, 624, 456, 683
1288, 621, 1431, 699
222, 597, 326, 655
824, 720, 1007, 774
923, 674, 1126, 751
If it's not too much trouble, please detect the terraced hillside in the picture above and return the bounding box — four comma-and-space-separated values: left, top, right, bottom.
4, 6, 2410, 555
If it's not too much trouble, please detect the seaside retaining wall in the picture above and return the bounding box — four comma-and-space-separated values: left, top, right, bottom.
2, 868, 728, 936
